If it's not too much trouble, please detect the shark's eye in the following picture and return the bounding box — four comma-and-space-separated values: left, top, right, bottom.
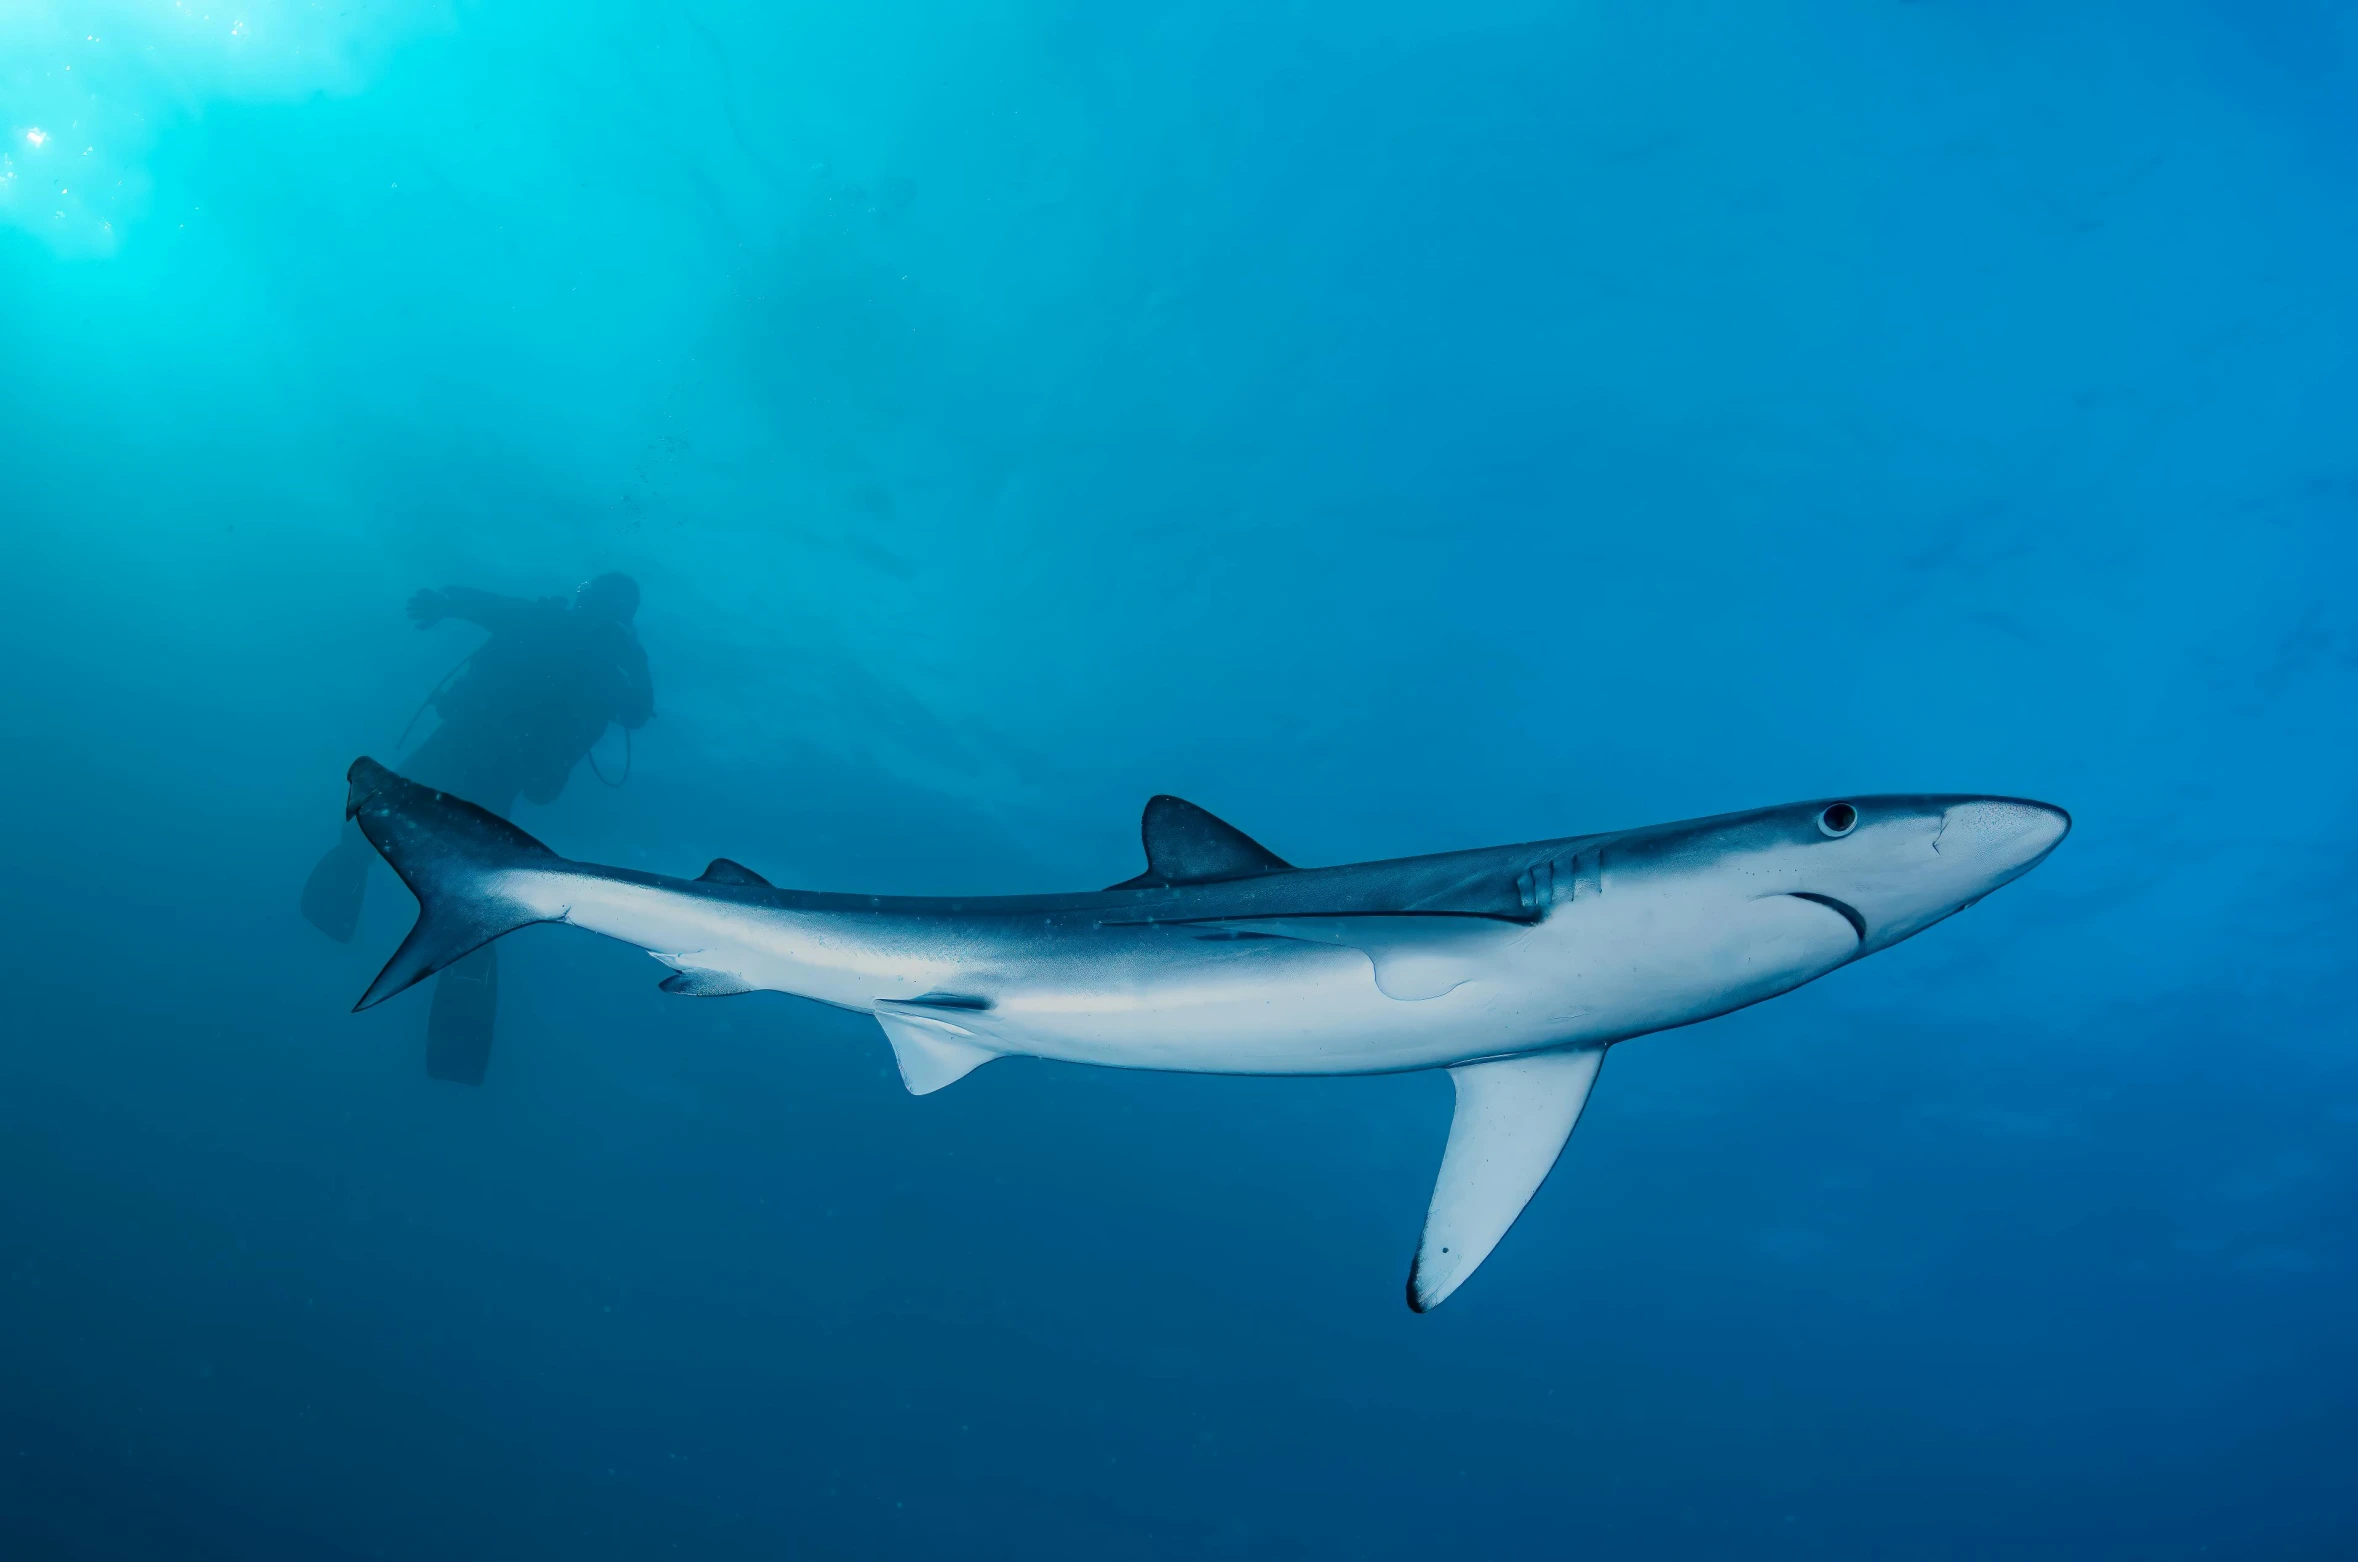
1818, 803, 1858, 838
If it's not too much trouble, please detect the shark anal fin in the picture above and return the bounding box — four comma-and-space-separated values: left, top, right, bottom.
697, 858, 772, 888
875, 1008, 1000, 1095
658, 967, 760, 996
649, 950, 762, 996
905, 991, 992, 1011
1409, 1047, 1605, 1313
1107, 795, 1292, 889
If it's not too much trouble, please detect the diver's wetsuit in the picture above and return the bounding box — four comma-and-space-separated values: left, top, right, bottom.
302, 576, 653, 1082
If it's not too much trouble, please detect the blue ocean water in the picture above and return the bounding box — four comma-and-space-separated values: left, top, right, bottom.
3, 2, 2353, 1556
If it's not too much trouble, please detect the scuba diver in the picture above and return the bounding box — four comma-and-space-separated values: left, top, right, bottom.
302, 573, 654, 1084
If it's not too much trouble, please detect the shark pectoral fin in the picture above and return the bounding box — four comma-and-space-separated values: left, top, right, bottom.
1365, 946, 1484, 1002
874, 1007, 1001, 1096
1408, 1047, 1606, 1313
1191, 916, 1515, 1001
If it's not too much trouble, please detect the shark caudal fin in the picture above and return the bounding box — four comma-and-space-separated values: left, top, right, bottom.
344, 757, 563, 1012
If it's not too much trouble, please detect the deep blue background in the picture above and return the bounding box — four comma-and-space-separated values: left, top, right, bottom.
3, 3, 2354, 1556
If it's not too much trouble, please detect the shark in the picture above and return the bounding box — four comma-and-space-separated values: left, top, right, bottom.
341, 757, 2068, 1310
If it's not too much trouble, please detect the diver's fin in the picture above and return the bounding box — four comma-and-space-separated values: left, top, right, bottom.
344, 757, 561, 1011
1408, 1047, 1605, 1313
1185, 915, 1525, 1001
300, 832, 371, 943
697, 858, 772, 888
874, 1004, 1000, 1095
1107, 795, 1293, 889
425, 945, 498, 1085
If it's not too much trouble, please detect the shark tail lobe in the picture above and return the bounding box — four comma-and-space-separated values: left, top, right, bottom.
344, 757, 562, 1011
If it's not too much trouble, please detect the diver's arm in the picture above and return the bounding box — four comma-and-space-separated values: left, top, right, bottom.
407, 586, 542, 635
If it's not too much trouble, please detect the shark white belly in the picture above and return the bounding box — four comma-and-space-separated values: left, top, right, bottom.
344, 759, 2067, 1310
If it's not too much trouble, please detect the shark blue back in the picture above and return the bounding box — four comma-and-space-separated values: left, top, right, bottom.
345, 755, 2068, 1308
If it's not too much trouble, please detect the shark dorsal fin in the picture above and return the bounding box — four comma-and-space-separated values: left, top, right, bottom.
697, 858, 772, 888
1110, 795, 1293, 889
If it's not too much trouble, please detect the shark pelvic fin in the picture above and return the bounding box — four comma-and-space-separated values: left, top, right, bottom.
875, 1006, 1001, 1095
1107, 795, 1293, 889
697, 858, 772, 888
1408, 1047, 1605, 1313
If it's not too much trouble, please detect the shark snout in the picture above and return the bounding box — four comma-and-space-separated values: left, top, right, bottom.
1939, 799, 2070, 877
1821, 796, 2069, 954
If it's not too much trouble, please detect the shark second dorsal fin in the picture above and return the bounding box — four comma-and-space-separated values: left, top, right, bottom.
697, 858, 772, 888
1108, 795, 1293, 889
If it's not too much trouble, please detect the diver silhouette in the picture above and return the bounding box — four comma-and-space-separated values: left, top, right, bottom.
302, 573, 654, 1083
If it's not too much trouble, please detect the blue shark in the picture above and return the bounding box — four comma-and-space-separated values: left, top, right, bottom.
342, 758, 2068, 1310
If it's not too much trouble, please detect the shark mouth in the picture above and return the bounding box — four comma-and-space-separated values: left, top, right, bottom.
1787, 892, 1866, 943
